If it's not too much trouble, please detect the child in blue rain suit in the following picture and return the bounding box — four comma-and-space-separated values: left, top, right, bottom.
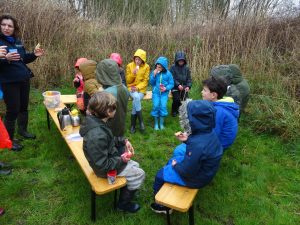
150, 56, 174, 130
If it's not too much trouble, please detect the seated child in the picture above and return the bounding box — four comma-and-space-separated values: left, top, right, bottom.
110, 53, 126, 86
150, 56, 174, 130
170, 51, 192, 117
79, 60, 103, 112
79, 91, 145, 213
210, 64, 250, 114
126, 49, 150, 133
73, 58, 87, 112
150, 100, 223, 214
173, 76, 239, 158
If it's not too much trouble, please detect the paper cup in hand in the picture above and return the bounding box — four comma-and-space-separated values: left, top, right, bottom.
107, 170, 117, 185
9, 49, 18, 53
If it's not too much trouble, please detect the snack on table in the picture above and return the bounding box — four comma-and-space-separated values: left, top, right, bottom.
43, 91, 61, 108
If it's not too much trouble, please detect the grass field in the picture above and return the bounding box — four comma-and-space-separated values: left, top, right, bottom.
0, 87, 299, 225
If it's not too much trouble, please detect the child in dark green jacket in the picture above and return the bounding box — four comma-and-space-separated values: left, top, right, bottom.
80, 91, 145, 213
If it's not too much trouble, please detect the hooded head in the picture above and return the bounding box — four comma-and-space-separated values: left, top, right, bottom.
155, 56, 169, 71
180, 100, 216, 135
134, 49, 147, 63
228, 64, 243, 84
74, 58, 88, 68
79, 60, 97, 80
210, 65, 231, 85
96, 59, 121, 87
110, 53, 122, 66
174, 51, 187, 65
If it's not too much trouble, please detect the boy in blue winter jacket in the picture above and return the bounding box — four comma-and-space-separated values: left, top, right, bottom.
173, 76, 239, 158
150, 56, 174, 130
151, 100, 223, 214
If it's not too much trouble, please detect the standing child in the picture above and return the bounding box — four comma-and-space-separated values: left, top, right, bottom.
73, 58, 87, 112
150, 56, 174, 130
170, 51, 192, 117
126, 49, 150, 133
79, 91, 145, 213
150, 100, 223, 214
110, 53, 126, 86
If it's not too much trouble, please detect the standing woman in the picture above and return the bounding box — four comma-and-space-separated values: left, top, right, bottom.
0, 15, 44, 151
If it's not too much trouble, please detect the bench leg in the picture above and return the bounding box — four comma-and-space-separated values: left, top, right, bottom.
188, 205, 194, 225
91, 189, 96, 221
166, 209, 171, 225
46, 109, 50, 130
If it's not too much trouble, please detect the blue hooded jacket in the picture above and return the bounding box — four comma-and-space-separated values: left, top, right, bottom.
149, 57, 174, 95
172, 100, 223, 188
213, 100, 239, 149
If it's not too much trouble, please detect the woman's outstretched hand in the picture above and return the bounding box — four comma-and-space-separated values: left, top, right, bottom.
34, 48, 45, 57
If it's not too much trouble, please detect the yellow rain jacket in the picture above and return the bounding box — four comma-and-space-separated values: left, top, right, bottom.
126, 49, 150, 94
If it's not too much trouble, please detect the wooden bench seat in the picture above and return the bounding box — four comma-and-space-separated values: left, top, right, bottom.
155, 183, 199, 225
45, 102, 127, 221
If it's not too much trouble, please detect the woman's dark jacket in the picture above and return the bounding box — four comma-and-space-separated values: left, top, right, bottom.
0, 34, 36, 83
170, 51, 192, 90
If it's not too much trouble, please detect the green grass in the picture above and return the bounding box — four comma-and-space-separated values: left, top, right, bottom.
0, 87, 299, 225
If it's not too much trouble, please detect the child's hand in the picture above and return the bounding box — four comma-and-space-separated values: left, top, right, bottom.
121, 153, 130, 162
160, 85, 166, 92
172, 159, 177, 166
153, 69, 160, 76
125, 139, 134, 155
178, 85, 183, 91
133, 67, 139, 75
175, 131, 188, 142
131, 86, 137, 92
185, 87, 190, 92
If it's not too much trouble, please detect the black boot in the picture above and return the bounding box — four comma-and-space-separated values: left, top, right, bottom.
136, 111, 145, 133
0, 169, 11, 175
117, 187, 140, 213
17, 112, 36, 139
130, 114, 137, 134
4, 120, 23, 151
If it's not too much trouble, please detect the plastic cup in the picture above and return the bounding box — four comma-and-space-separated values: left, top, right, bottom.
107, 170, 117, 185
8, 49, 18, 53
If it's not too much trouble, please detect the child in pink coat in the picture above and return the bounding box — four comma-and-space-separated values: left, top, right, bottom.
73, 58, 88, 112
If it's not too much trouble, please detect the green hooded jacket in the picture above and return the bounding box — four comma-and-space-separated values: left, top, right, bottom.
210, 64, 250, 113
96, 59, 130, 137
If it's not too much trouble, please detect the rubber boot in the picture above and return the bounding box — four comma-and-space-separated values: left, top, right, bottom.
136, 111, 145, 133
159, 117, 165, 130
116, 187, 140, 213
154, 117, 159, 130
4, 120, 23, 151
130, 114, 137, 134
17, 112, 36, 139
